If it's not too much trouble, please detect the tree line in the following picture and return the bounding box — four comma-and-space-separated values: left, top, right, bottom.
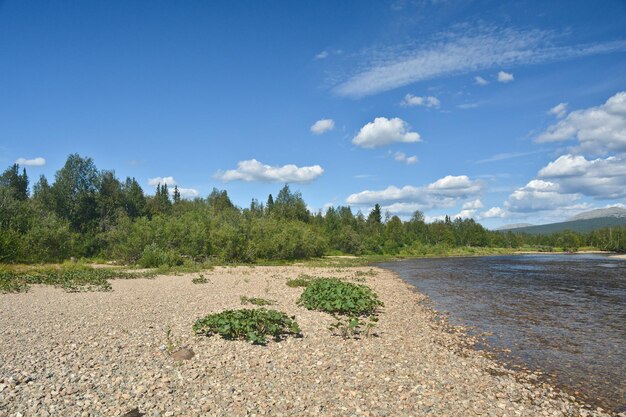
1, 154, 624, 265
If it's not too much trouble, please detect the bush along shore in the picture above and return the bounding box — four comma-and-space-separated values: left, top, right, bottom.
2, 154, 625, 267
0, 265, 620, 416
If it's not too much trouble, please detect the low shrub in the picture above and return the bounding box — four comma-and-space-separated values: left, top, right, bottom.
192, 274, 208, 284
240, 296, 276, 306
297, 278, 383, 316
193, 308, 301, 345
139, 243, 182, 268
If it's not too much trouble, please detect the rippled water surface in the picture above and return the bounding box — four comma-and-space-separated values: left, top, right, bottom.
378, 254, 626, 412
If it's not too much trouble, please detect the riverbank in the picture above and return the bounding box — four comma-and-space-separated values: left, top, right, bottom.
0, 266, 618, 416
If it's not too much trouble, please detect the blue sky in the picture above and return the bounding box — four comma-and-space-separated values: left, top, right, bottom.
1, 0, 625, 228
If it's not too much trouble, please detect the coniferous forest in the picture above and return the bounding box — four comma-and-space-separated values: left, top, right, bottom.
1, 154, 625, 265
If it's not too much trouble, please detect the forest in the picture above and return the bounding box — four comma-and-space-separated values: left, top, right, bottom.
1, 154, 625, 265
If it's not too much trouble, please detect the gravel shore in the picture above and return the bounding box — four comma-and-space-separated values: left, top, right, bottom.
0, 266, 619, 417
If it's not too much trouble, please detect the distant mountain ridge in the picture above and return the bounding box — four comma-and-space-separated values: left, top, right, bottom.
496, 223, 534, 231
495, 207, 626, 234
568, 207, 626, 221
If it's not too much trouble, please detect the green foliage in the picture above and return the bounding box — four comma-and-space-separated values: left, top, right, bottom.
193, 308, 301, 345
139, 243, 182, 268
2, 154, 626, 266
240, 296, 276, 306
297, 278, 383, 316
0, 263, 152, 293
192, 274, 208, 284
330, 315, 379, 339
286, 274, 315, 288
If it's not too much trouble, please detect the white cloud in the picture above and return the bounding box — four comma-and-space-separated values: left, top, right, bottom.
548, 102, 568, 118
497, 71, 514, 83
481, 207, 506, 218
315, 51, 329, 59
214, 159, 324, 183
536, 91, 626, 154
462, 199, 484, 210
310, 118, 335, 134
146, 177, 198, 199
15, 157, 45, 167
352, 117, 420, 148
315, 49, 342, 60
538, 154, 626, 199
346, 175, 483, 216
401, 94, 440, 108
177, 188, 199, 199
457, 102, 479, 109
474, 76, 489, 86
394, 152, 418, 165
148, 176, 177, 186
333, 26, 626, 97
504, 179, 580, 213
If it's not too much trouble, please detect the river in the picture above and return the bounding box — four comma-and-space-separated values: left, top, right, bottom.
378, 254, 626, 412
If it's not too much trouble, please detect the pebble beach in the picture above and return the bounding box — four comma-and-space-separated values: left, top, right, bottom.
0, 266, 619, 417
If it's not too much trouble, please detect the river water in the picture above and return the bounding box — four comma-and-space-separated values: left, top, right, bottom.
378, 254, 626, 412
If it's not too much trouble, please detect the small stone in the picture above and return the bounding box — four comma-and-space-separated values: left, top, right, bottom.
172, 348, 195, 362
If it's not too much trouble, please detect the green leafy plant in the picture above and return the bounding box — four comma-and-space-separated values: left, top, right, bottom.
192, 274, 208, 284
240, 296, 276, 306
193, 308, 301, 345
298, 278, 383, 339
164, 327, 183, 354
297, 278, 383, 316
0, 264, 153, 293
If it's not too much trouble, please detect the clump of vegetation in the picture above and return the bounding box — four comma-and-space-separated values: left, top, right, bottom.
193, 308, 301, 345
240, 296, 276, 306
286, 273, 315, 288
192, 274, 208, 284
297, 278, 383, 339
139, 243, 183, 268
355, 268, 378, 277
297, 278, 383, 316
164, 327, 183, 354
0, 263, 153, 293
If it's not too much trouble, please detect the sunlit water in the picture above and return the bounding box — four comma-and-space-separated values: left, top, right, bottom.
378, 254, 626, 412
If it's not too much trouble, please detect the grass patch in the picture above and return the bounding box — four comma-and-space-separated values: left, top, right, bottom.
193, 308, 301, 345
286, 273, 316, 288
0, 263, 154, 293
240, 296, 276, 306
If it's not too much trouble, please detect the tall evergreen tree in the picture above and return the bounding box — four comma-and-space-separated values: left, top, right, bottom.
0, 164, 29, 200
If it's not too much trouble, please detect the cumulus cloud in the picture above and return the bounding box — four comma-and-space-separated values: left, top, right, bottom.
178, 188, 199, 199
536, 91, 626, 154
352, 117, 420, 148
504, 179, 580, 213
394, 152, 418, 165
548, 102, 568, 118
214, 159, 324, 183
346, 175, 483, 215
333, 26, 626, 97
15, 157, 45, 167
481, 207, 506, 218
474, 76, 489, 86
310, 118, 335, 134
148, 176, 177, 186
538, 154, 626, 199
401, 94, 440, 108
497, 71, 514, 83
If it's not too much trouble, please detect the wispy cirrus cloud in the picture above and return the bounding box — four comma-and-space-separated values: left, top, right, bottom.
333, 27, 626, 97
